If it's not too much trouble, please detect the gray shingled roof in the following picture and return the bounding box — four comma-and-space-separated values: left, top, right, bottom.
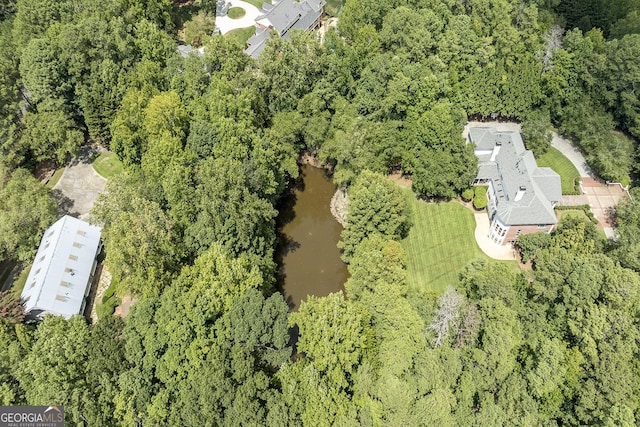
256, 0, 325, 36
471, 127, 561, 226
245, 27, 271, 59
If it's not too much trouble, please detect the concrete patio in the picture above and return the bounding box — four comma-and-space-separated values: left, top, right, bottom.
473, 212, 516, 260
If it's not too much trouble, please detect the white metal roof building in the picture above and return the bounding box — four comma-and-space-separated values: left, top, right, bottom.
21, 215, 102, 320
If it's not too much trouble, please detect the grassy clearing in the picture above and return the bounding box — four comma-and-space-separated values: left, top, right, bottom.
45, 168, 64, 189
244, 0, 270, 8
11, 263, 31, 299
96, 280, 120, 320
226, 26, 255, 45
227, 6, 246, 18
91, 152, 124, 179
537, 147, 581, 195
326, 0, 344, 16
401, 196, 516, 295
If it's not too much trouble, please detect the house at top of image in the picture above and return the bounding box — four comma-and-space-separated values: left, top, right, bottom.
21, 215, 102, 321
245, 0, 326, 58
468, 127, 562, 245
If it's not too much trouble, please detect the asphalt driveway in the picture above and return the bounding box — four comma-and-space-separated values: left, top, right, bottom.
52, 145, 107, 221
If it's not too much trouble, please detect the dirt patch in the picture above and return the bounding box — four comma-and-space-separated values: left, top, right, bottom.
387, 172, 412, 188
114, 295, 136, 318
299, 150, 331, 169
89, 264, 111, 323
34, 160, 57, 184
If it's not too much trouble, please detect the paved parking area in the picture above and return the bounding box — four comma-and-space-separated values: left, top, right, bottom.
582, 178, 627, 227
215, 0, 261, 35
562, 178, 627, 238
52, 146, 107, 221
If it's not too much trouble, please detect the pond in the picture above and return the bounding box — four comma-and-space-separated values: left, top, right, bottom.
275, 165, 348, 311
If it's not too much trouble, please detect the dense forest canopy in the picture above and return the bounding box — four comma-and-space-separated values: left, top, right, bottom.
1, 0, 640, 425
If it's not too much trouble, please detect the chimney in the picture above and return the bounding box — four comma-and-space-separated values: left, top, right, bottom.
515, 186, 526, 201
490, 142, 502, 161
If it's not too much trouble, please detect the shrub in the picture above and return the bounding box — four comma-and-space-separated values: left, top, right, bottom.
555, 205, 599, 225
462, 188, 475, 202
184, 11, 216, 47
516, 232, 552, 262
473, 186, 488, 209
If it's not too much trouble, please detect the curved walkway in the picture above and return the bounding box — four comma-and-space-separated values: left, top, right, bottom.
52, 145, 107, 221
550, 133, 595, 178
215, 0, 261, 35
473, 212, 516, 260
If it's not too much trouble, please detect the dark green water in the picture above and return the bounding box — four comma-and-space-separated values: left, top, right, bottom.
275, 165, 348, 311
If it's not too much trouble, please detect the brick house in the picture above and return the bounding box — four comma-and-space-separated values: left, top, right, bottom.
468, 127, 562, 245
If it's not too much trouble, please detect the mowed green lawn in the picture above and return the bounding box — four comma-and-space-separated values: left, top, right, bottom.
402, 196, 515, 295
537, 147, 580, 195
92, 152, 123, 179
226, 26, 256, 46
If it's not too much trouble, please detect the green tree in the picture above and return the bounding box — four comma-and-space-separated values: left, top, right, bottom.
0, 291, 25, 323
0, 23, 22, 165
16, 316, 91, 425
521, 109, 553, 156
110, 85, 158, 167
20, 110, 83, 165
339, 170, 409, 261
611, 197, 640, 271
0, 169, 57, 262
19, 37, 71, 111
183, 11, 216, 47
93, 178, 182, 296
185, 157, 277, 277
291, 292, 373, 390
0, 320, 32, 405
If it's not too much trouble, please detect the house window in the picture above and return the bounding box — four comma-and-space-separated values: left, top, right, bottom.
516, 229, 522, 237
69, 254, 78, 261
537, 224, 547, 229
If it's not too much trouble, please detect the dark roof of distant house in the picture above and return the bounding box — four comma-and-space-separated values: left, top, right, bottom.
245, 27, 271, 59
256, 0, 325, 36
177, 45, 205, 58
470, 127, 561, 226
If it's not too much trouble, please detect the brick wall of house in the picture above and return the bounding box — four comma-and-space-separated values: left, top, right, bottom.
504, 224, 554, 244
